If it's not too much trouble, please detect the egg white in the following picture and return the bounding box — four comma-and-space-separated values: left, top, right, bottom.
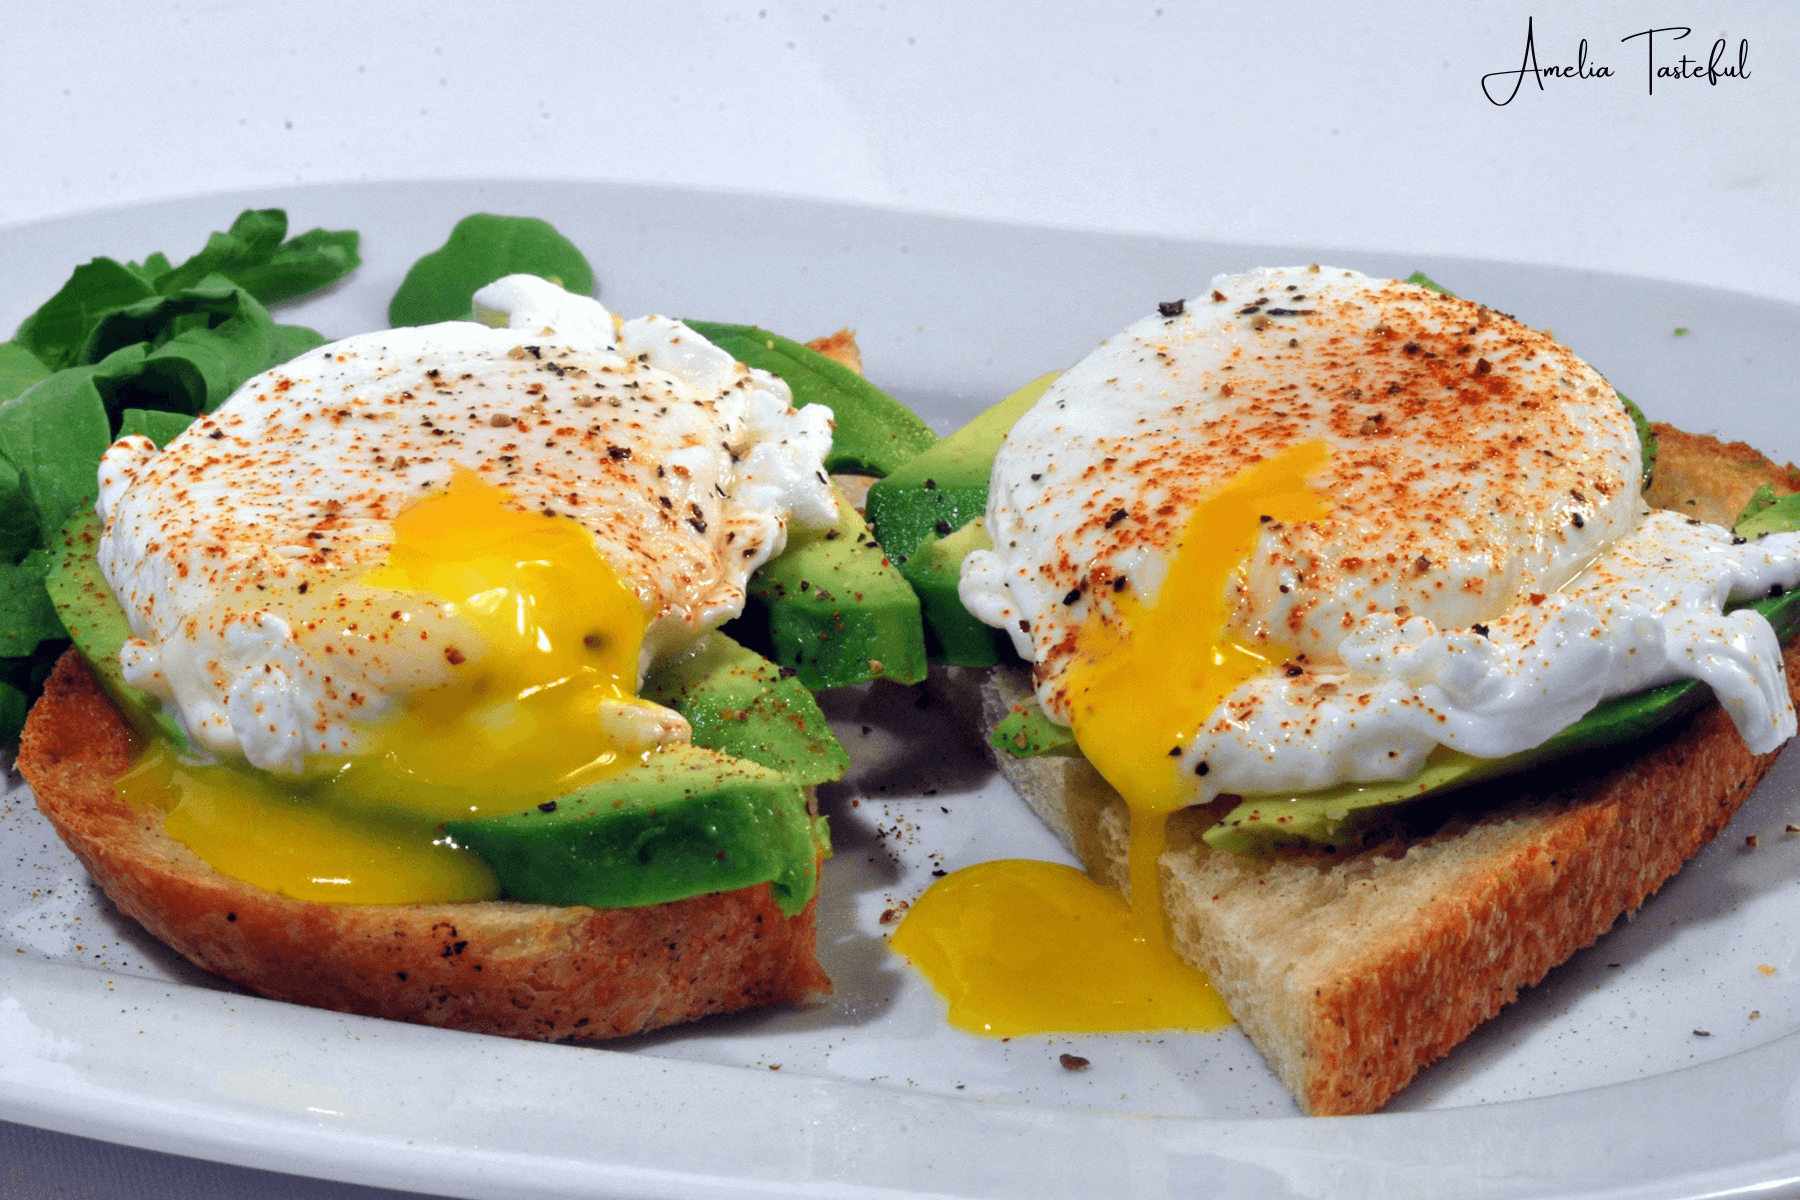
960, 267, 1800, 802
96, 275, 837, 774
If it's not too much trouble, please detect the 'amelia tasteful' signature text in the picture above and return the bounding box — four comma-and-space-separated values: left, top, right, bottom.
1482, 17, 1750, 106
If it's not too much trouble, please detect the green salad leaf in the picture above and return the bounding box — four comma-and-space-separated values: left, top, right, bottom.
0, 364, 111, 543
0, 550, 63, 658
1617, 390, 1657, 490
79, 279, 327, 419
13, 258, 157, 371
388, 214, 595, 327
117, 408, 196, 446
1404, 270, 1451, 295
153, 210, 360, 305
0, 343, 51, 403
10, 209, 358, 373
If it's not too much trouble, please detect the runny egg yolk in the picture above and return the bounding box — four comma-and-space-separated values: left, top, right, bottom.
114, 467, 663, 904
892, 441, 1331, 1036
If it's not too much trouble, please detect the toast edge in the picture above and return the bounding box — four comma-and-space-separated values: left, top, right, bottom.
18, 648, 831, 1042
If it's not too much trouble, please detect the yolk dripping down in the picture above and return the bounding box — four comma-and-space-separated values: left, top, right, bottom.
891, 440, 1332, 1036
115, 467, 665, 904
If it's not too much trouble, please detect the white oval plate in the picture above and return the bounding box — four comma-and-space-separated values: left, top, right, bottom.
4, 181, 1800, 1200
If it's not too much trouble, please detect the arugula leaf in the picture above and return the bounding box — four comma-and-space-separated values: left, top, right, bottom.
157, 210, 361, 306
0, 343, 50, 403
0, 366, 110, 540
8, 209, 359, 377
124, 252, 173, 288
233, 227, 363, 306
0, 550, 67, 744
154, 209, 288, 296
81, 280, 293, 416
83, 276, 263, 362
1617, 390, 1657, 489
389, 214, 596, 327
0, 549, 65, 657
684, 321, 938, 476
0, 680, 24, 746
12, 258, 156, 371
118, 408, 196, 446
271, 323, 328, 364
0, 638, 72, 745
0, 459, 37, 564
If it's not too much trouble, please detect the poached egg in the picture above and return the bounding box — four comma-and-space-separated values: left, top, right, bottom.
895, 267, 1800, 1037
96, 274, 838, 902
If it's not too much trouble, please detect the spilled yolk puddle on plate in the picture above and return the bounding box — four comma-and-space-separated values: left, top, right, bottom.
116, 467, 662, 904
890, 440, 1332, 1036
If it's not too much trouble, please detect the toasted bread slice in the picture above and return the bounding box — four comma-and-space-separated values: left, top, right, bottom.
967, 429, 1800, 1115
805, 327, 864, 376
1643, 422, 1800, 528
19, 649, 830, 1040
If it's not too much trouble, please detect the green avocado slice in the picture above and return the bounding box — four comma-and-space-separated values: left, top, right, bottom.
726, 484, 928, 689
986, 585, 1800, 855
990, 682, 1082, 758
445, 741, 823, 917
642, 631, 850, 786
896, 518, 1013, 666
867, 372, 1058, 665
865, 372, 1058, 563
984, 579, 1800, 853
43, 506, 192, 751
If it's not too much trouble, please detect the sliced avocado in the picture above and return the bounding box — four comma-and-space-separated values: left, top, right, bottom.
865, 372, 1059, 663
897, 517, 1014, 666
991, 684, 1082, 758
445, 741, 823, 916
1205, 588, 1800, 854
866, 371, 1057, 563
43, 506, 192, 751
1617, 391, 1657, 490
641, 631, 850, 786
684, 320, 936, 477
726, 484, 927, 690
1736, 484, 1800, 539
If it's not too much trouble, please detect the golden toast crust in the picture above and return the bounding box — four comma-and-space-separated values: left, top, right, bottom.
1167, 640, 1800, 1115
18, 649, 830, 1040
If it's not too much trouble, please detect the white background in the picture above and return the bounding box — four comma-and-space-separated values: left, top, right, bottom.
2, 3, 1796, 1198
4, 2, 1796, 303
